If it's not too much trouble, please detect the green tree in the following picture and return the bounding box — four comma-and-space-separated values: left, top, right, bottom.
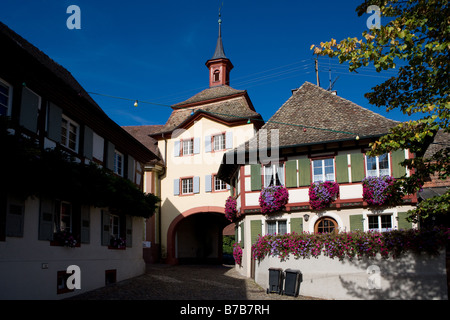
311, 0, 449, 224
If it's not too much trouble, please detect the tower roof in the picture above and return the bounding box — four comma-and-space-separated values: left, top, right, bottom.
210, 14, 227, 60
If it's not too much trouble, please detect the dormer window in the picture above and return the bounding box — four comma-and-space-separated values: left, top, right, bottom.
213, 70, 220, 82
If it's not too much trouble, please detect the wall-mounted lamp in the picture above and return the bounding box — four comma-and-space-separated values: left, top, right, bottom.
304, 214, 310, 222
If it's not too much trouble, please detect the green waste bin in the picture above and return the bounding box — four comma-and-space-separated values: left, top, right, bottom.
283, 269, 302, 297
267, 268, 283, 294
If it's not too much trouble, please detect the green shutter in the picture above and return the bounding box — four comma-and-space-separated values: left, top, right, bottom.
285, 160, 298, 188
250, 220, 262, 245
350, 214, 364, 231
290, 217, 303, 234
298, 158, 311, 186
335, 154, 349, 183
351, 153, 365, 182
397, 212, 412, 230
392, 149, 406, 178
250, 164, 262, 191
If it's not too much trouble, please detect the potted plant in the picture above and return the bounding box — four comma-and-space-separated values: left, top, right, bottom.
259, 185, 289, 214
309, 181, 340, 210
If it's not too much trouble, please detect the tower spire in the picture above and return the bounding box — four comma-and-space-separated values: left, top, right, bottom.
211, 12, 227, 60
205, 10, 233, 87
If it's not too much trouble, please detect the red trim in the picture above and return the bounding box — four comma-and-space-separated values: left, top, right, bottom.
166, 206, 226, 265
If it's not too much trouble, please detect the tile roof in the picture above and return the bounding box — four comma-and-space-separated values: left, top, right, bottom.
122, 125, 165, 165
173, 85, 245, 107
245, 81, 399, 150
148, 85, 262, 136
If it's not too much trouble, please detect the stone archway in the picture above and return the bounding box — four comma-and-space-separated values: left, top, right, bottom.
166, 206, 229, 265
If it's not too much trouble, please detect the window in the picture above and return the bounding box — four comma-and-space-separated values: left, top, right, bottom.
61, 116, 79, 152
267, 220, 287, 235
213, 70, 220, 82
214, 175, 227, 191
366, 153, 390, 177
0, 78, 12, 116
57, 271, 74, 294
181, 178, 193, 194
312, 158, 335, 182
54, 202, 72, 233
368, 215, 392, 232
110, 214, 120, 239
182, 139, 194, 156
263, 163, 284, 187
114, 150, 124, 176
315, 217, 338, 234
213, 133, 226, 151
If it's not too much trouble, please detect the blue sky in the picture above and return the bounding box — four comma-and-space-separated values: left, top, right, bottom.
1, 0, 413, 127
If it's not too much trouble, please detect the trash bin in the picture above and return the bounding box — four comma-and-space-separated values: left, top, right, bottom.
283, 269, 302, 297
267, 268, 283, 294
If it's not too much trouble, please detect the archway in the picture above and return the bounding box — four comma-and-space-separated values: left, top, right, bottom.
166, 206, 230, 265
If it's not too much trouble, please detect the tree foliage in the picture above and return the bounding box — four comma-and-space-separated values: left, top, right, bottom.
311, 0, 449, 223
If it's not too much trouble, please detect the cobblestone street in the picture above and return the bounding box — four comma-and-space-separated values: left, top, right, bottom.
69, 264, 323, 300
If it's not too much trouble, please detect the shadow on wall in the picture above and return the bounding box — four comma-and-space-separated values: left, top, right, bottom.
338, 250, 448, 300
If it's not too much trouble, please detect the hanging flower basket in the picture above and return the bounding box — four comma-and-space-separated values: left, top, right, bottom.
309, 181, 340, 211
233, 242, 243, 266
259, 185, 289, 214
362, 176, 399, 206
225, 196, 238, 222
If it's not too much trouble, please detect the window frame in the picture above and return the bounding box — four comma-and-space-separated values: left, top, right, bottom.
114, 150, 124, 177
266, 219, 287, 235
213, 69, 220, 82
263, 163, 285, 187
0, 77, 13, 117
213, 174, 227, 192
212, 133, 226, 152
61, 115, 80, 152
367, 214, 393, 232
54, 201, 72, 233
366, 153, 391, 177
181, 138, 194, 156
109, 214, 120, 239
181, 177, 194, 195
312, 158, 335, 183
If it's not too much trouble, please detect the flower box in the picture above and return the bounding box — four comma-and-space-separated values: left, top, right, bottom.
259, 185, 289, 214
362, 176, 400, 206
52, 231, 78, 247
109, 236, 126, 249
308, 181, 339, 211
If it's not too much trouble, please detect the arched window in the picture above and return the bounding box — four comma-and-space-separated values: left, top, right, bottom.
213, 70, 220, 82
314, 217, 338, 234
